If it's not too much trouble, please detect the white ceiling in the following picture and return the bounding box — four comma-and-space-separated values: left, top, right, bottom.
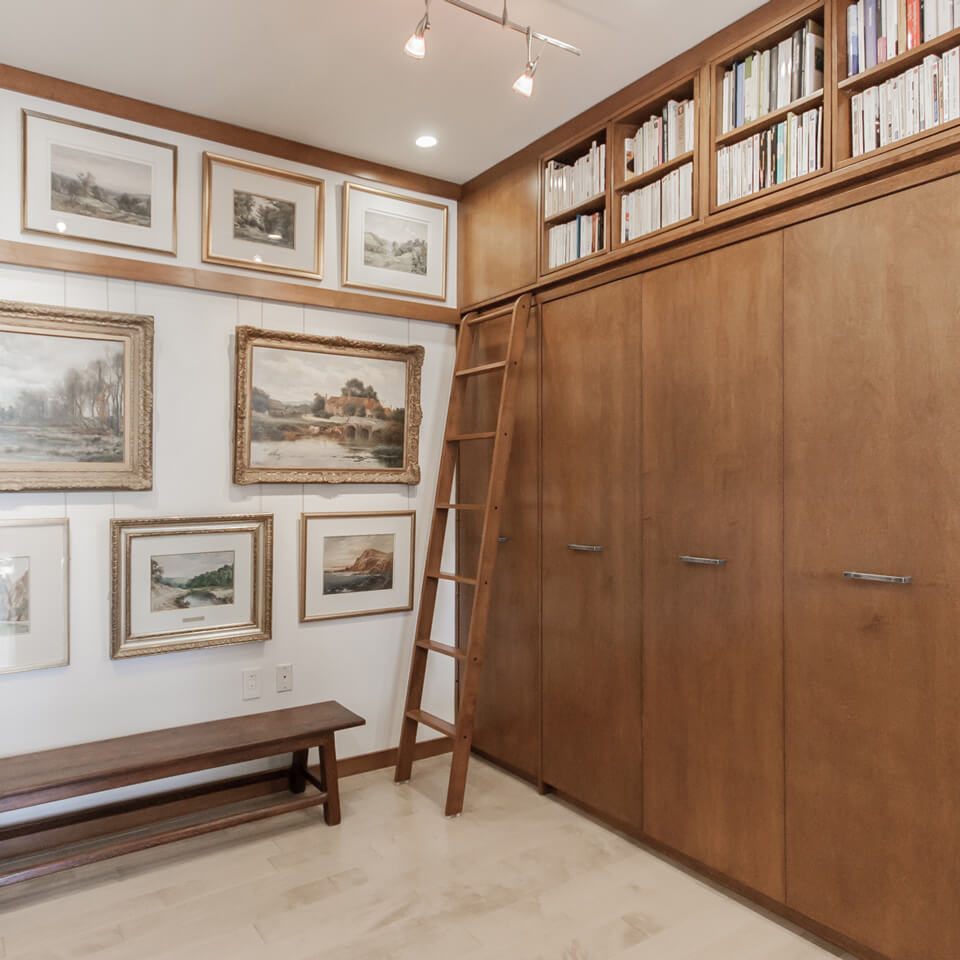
0, 0, 768, 185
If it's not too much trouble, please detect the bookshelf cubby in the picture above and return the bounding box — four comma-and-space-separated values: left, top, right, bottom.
611, 74, 700, 249
540, 128, 608, 274
833, 3, 960, 164
709, 1, 830, 211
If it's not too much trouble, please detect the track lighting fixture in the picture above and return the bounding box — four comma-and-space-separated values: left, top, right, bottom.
402, 0, 579, 96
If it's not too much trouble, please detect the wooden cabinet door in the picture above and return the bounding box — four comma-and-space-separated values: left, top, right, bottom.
457, 308, 540, 780
641, 234, 785, 900
541, 275, 643, 830
784, 177, 960, 960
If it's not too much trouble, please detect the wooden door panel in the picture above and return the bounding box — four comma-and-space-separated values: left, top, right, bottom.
784, 175, 960, 960
641, 233, 785, 900
541, 275, 643, 829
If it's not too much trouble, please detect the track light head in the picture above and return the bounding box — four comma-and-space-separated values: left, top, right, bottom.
512, 58, 538, 97
404, 7, 431, 59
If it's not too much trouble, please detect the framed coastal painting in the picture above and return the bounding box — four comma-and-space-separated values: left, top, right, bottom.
0, 300, 153, 491
234, 326, 423, 485
300, 511, 415, 621
341, 182, 448, 300
202, 153, 325, 279
110, 515, 273, 659
22, 110, 177, 255
0, 519, 69, 676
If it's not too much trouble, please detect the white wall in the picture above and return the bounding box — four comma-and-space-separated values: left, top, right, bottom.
0, 87, 459, 813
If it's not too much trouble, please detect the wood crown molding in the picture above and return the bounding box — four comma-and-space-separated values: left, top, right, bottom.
0, 64, 461, 202
0, 239, 460, 325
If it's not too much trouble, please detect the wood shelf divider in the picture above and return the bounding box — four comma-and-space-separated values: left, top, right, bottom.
617, 150, 696, 192
715, 89, 825, 146
837, 25, 960, 92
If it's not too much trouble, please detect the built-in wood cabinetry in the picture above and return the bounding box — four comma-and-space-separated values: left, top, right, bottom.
640, 235, 785, 900
783, 176, 960, 960
540, 277, 643, 830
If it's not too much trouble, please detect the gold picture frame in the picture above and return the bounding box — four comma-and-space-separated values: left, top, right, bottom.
341, 182, 448, 301
202, 152, 325, 280
22, 110, 178, 256
233, 325, 424, 485
110, 515, 273, 659
0, 300, 153, 491
300, 511, 415, 622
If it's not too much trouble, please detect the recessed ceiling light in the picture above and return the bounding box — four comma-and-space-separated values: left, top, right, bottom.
416, 135, 438, 149
55, 221, 67, 233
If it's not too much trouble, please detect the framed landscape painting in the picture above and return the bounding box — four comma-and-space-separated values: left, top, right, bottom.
0, 519, 69, 676
234, 326, 423, 484
111, 515, 273, 659
22, 110, 177, 255
341, 183, 448, 300
0, 300, 153, 491
203, 153, 325, 279
300, 511, 415, 621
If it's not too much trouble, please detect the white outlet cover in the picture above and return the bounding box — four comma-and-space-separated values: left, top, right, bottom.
242, 668, 261, 701
276, 663, 293, 693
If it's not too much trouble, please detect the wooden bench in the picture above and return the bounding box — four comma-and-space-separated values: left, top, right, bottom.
0, 701, 364, 887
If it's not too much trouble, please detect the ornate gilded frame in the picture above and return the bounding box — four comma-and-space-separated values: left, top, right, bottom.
110, 514, 273, 659
0, 300, 153, 491
233, 325, 424, 485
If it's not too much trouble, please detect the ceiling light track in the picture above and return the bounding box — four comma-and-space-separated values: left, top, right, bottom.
443, 0, 581, 57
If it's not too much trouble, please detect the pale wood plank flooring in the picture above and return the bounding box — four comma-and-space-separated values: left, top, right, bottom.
0, 756, 859, 960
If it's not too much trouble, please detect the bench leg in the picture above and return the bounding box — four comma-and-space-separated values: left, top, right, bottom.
317, 734, 341, 826
289, 748, 309, 794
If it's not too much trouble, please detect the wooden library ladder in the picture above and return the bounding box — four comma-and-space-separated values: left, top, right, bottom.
395, 293, 533, 817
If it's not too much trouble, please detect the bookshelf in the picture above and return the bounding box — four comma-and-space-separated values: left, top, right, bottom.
540, 128, 609, 274
611, 74, 700, 249
833, 2, 960, 164
709, 2, 830, 211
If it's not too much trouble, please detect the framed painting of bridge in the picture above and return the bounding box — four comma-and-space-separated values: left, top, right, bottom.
0, 300, 153, 491
233, 325, 423, 484
300, 511, 415, 621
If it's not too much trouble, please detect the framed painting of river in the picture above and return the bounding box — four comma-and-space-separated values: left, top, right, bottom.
234, 326, 423, 484
0, 300, 153, 491
111, 515, 273, 659
300, 511, 414, 621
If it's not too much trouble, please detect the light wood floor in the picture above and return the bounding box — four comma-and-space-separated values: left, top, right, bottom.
0, 756, 858, 960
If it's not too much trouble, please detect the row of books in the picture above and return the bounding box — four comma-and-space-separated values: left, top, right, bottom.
544, 141, 606, 217
620, 162, 694, 242
851, 46, 960, 153
721, 20, 824, 133
717, 106, 823, 205
624, 99, 696, 178
547, 211, 605, 269
847, 0, 960, 76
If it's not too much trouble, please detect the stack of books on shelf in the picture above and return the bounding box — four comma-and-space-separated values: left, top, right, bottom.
621, 162, 694, 242
547, 211, 605, 269
721, 20, 824, 133
717, 106, 823, 204
851, 46, 960, 153
624, 99, 696, 177
846, 0, 959, 75
544, 141, 606, 217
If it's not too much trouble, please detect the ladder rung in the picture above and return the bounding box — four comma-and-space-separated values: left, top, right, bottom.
406, 709, 456, 738
416, 639, 467, 660
437, 503, 484, 511
429, 571, 478, 585
455, 361, 506, 378
465, 304, 514, 325
446, 431, 496, 442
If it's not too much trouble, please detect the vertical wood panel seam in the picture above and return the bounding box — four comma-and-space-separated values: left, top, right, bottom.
780, 226, 788, 904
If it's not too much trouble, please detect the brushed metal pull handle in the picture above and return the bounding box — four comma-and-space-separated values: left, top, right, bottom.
568, 544, 603, 552
843, 571, 912, 584
679, 555, 727, 566
497, 536, 508, 543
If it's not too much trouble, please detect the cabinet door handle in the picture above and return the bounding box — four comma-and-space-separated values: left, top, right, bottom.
679, 555, 727, 566
497, 536, 509, 543
568, 544, 603, 552
843, 571, 912, 584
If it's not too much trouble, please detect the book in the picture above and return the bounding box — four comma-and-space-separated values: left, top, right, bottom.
777, 38, 793, 108
866, 0, 879, 68
736, 60, 746, 127
907, 0, 921, 45
939, 0, 953, 32
792, 28, 804, 101
848, 3, 861, 75
770, 46, 779, 112
924, 0, 938, 39
900, 0, 909, 51
859, 1, 868, 66
804, 19, 825, 95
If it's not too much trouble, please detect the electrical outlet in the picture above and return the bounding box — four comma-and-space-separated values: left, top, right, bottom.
242, 668, 261, 701
276, 663, 293, 693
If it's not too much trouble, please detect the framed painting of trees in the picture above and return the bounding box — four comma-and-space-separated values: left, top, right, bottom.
0, 300, 153, 491
202, 153, 325, 280
233, 326, 423, 484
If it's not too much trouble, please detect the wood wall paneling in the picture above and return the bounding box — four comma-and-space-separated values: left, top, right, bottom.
640, 233, 785, 900
540, 275, 643, 829
783, 174, 960, 960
